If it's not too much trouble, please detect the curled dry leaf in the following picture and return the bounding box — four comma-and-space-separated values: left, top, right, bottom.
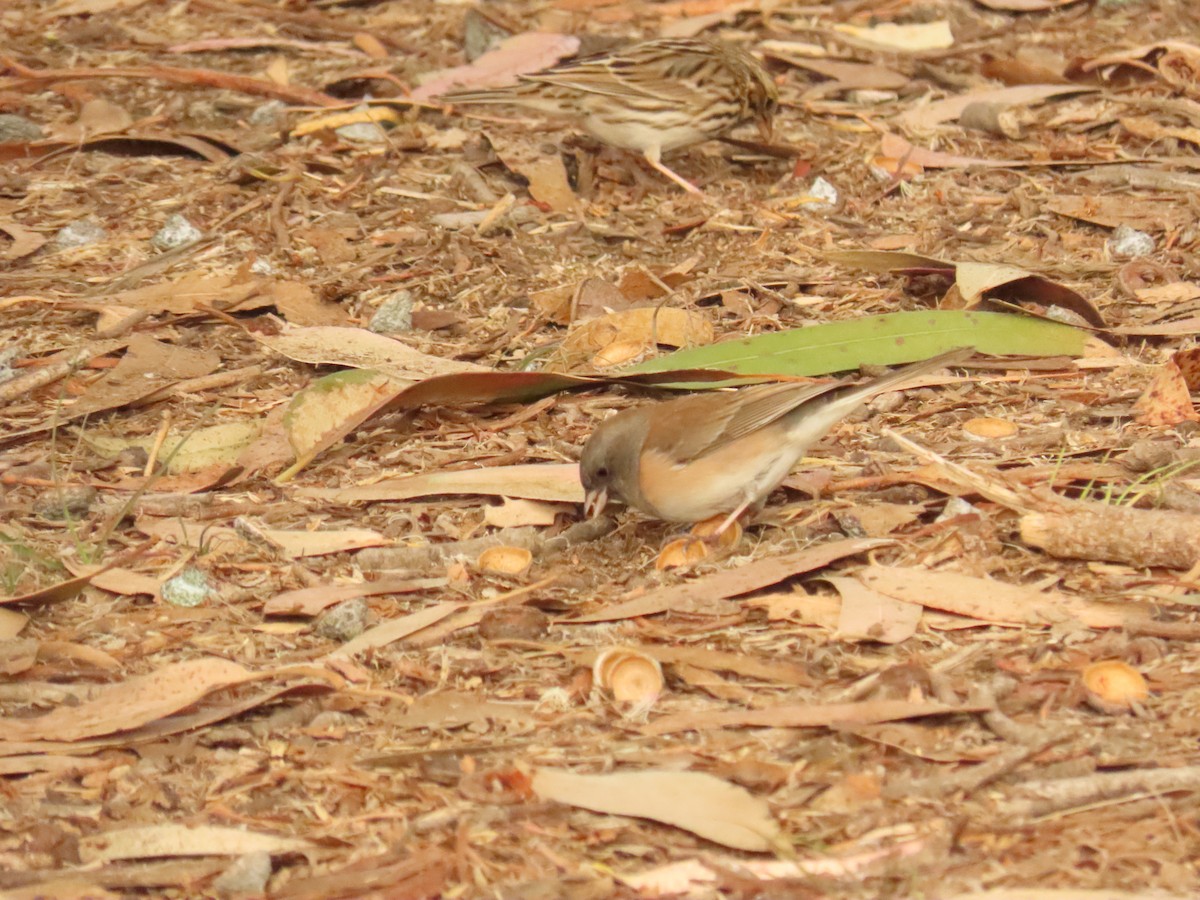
559, 307, 714, 371
531, 768, 780, 852
278, 370, 404, 478
1132, 361, 1199, 426
832, 20, 954, 53
413, 32, 581, 100
477, 545, 533, 576
531, 277, 630, 325
1081, 660, 1149, 714
86, 421, 261, 474
483, 498, 565, 528
572, 537, 891, 624
0, 608, 28, 639
897, 84, 1089, 131
954, 261, 1105, 329
1172, 348, 1200, 392
0, 638, 37, 675
593, 647, 664, 706
478, 606, 550, 642
0, 219, 48, 260
959, 100, 1026, 139
1070, 39, 1200, 83
0, 658, 254, 742
80, 824, 312, 864
1047, 193, 1194, 234
1158, 45, 1200, 93
975, 0, 1083, 9
826, 576, 922, 645
53, 98, 133, 141
485, 132, 578, 214
1121, 116, 1200, 149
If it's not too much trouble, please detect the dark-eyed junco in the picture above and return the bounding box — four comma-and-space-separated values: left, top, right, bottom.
579, 347, 971, 533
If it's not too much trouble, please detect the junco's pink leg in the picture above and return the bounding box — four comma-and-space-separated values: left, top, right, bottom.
712, 497, 753, 537
689, 513, 745, 547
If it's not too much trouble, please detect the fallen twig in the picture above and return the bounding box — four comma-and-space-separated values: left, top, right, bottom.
996, 765, 1200, 821
1, 57, 342, 107
355, 516, 613, 572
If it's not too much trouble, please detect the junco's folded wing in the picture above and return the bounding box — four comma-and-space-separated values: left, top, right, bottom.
640, 382, 835, 464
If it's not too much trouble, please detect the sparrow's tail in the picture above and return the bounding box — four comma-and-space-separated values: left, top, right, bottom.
435, 82, 541, 106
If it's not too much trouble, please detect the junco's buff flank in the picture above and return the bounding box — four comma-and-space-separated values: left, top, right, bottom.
580, 348, 971, 533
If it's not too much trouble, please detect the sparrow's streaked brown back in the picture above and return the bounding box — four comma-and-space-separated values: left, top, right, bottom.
438, 38, 778, 193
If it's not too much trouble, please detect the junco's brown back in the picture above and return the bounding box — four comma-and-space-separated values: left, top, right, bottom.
580, 348, 970, 527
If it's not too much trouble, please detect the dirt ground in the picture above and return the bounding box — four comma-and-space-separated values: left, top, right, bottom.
2, 0, 1200, 897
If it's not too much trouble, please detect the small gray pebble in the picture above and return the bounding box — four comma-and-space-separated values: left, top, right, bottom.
368, 290, 414, 334
33, 485, 97, 520
1122, 439, 1178, 473
1108, 224, 1155, 259
807, 176, 839, 211
462, 8, 507, 61
308, 710, 356, 730
316, 598, 370, 642
0, 114, 44, 142
213, 851, 273, 897
151, 214, 203, 251
479, 606, 550, 642
161, 567, 214, 608
936, 495, 977, 522
831, 509, 868, 538
0, 345, 18, 386
249, 100, 288, 128
184, 99, 226, 129
53, 219, 107, 250
336, 108, 388, 143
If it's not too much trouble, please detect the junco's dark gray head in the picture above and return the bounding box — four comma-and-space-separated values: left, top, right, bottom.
579, 410, 651, 518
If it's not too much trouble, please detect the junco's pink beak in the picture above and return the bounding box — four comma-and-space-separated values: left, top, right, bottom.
584, 486, 608, 519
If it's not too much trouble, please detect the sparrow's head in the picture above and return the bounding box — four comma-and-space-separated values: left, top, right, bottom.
723, 42, 779, 140
751, 73, 780, 141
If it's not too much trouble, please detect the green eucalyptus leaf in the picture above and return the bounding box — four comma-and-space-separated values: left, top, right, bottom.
627, 310, 1087, 377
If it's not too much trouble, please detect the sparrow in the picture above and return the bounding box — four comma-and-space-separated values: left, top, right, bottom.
579, 348, 972, 533
437, 37, 779, 194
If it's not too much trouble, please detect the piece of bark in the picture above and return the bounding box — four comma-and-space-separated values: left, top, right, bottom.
996, 765, 1200, 820
1020, 503, 1200, 568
